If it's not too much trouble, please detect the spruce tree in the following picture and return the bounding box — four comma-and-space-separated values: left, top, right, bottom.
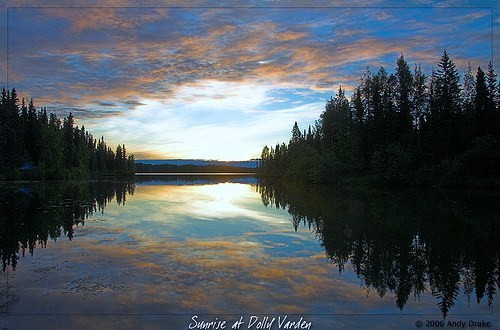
3, 89, 23, 167
475, 66, 488, 137
463, 62, 476, 115
462, 62, 476, 145
290, 121, 302, 145
485, 62, 498, 137
395, 54, 413, 143
412, 64, 428, 151
429, 50, 462, 160
63, 113, 75, 167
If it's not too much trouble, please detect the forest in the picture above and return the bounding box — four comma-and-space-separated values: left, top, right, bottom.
0, 88, 135, 180
258, 51, 500, 186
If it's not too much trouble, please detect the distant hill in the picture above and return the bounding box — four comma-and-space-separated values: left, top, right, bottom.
135, 159, 258, 168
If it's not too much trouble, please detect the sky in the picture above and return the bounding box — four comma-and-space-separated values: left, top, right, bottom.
0, 0, 498, 160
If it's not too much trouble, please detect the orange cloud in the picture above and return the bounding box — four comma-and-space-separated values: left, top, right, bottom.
45, 7, 169, 33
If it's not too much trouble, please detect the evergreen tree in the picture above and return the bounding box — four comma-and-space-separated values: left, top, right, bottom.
462, 63, 476, 115
428, 50, 462, 160
97, 136, 107, 173
1, 89, 23, 168
63, 112, 75, 167
461, 62, 476, 146
260, 145, 270, 174
115, 144, 123, 175
395, 53, 413, 143
290, 121, 302, 145
475, 66, 488, 137
352, 86, 364, 126
127, 154, 136, 175
412, 64, 428, 150
485, 62, 498, 137
486, 62, 497, 110
320, 87, 350, 150
351, 87, 366, 167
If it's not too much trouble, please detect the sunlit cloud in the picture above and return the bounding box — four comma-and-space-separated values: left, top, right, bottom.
171, 80, 269, 111
48, 7, 169, 33
1, 1, 494, 159
81, 79, 325, 160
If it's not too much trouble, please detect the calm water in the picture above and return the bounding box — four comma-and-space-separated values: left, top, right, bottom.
0, 176, 498, 329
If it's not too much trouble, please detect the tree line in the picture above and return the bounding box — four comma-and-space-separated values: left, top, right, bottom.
0, 88, 135, 180
259, 51, 500, 185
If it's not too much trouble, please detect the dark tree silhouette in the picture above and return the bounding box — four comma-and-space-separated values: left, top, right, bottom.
258, 51, 500, 185
0, 91, 135, 180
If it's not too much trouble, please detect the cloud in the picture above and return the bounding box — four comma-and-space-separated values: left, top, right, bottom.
11, 6, 490, 94
169, 80, 269, 110
45, 7, 169, 33
2, 3, 494, 159
94, 101, 116, 107
371, 10, 394, 21
80, 81, 326, 160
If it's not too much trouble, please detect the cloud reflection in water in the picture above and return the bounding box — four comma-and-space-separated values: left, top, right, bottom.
7, 180, 493, 329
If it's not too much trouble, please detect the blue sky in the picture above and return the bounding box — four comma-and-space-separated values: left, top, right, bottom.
0, 0, 497, 160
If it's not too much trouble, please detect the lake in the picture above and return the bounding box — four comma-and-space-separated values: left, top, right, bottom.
1, 176, 498, 329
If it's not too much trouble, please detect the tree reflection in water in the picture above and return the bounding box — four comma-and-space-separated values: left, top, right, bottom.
0, 181, 134, 272
1, 178, 498, 319
258, 181, 499, 318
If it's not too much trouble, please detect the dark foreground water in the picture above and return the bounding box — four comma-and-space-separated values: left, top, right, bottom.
0, 176, 498, 329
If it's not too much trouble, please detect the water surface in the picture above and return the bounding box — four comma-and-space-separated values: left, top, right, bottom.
1, 177, 498, 329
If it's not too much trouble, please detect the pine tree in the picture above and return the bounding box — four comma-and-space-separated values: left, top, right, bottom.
429, 50, 462, 160
115, 144, 123, 175
24, 98, 41, 163
290, 121, 301, 145
475, 66, 488, 137
63, 113, 75, 167
463, 62, 476, 115
351, 87, 366, 167
461, 62, 476, 145
2, 89, 23, 167
485, 62, 498, 137
320, 87, 350, 150
412, 64, 428, 151
126, 154, 136, 175
260, 145, 270, 173
395, 53, 413, 143
433, 50, 462, 116
352, 87, 364, 126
